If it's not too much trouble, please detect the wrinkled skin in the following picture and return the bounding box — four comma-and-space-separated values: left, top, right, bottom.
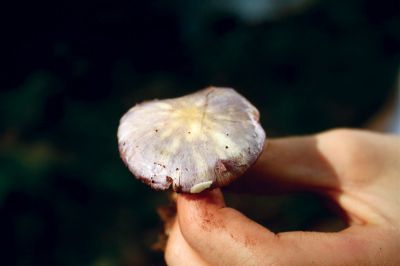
165, 129, 400, 265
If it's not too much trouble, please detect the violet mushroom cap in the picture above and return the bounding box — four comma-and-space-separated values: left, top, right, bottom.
117, 87, 266, 193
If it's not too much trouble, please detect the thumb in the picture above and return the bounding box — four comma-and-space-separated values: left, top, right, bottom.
176, 189, 279, 265
177, 189, 394, 265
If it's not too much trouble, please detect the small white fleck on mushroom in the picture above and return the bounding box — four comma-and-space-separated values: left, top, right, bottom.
190, 181, 213, 193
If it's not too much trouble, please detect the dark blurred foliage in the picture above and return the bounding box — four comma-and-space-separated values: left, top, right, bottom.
0, 0, 399, 265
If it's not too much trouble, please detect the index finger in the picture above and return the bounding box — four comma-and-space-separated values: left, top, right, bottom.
229, 129, 391, 194
229, 133, 338, 194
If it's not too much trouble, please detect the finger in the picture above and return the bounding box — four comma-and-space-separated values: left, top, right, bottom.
229, 135, 336, 194
165, 219, 209, 266
230, 129, 377, 193
177, 189, 398, 265
177, 189, 275, 265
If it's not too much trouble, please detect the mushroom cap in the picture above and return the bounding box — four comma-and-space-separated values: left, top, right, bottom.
117, 87, 266, 193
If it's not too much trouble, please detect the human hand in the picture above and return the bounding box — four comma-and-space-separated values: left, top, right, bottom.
165, 129, 400, 265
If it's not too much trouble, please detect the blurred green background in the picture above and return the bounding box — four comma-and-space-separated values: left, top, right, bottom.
1, 0, 399, 265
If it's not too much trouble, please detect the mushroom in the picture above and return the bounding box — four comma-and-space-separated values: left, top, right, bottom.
117, 87, 266, 193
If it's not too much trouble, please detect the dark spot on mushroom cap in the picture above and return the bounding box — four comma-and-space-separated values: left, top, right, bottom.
176, 168, 179, 171
155, 129, 158, 132
153, 162, 166, 168
225, 146, 229, 149
166, 176, 173, 185
172, 183, 183, 192
188, 131, 191, 134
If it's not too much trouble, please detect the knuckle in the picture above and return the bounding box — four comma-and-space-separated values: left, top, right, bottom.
323, 128, 361, 144
320, 128, 369, 159
319, 128, 382, 183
